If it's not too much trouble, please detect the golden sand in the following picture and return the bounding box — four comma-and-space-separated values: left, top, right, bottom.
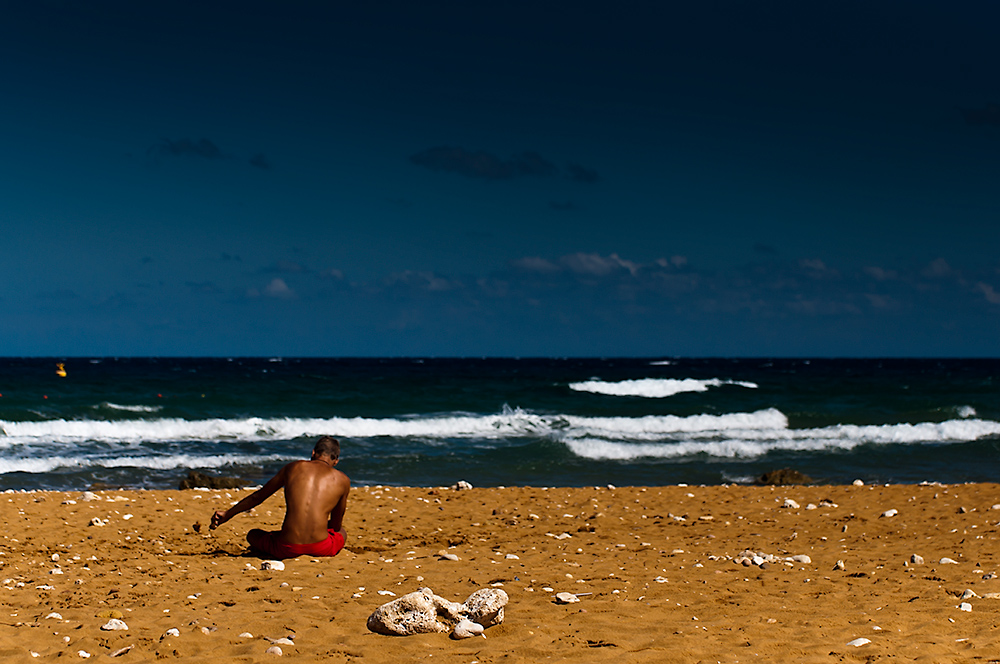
2, 483, 999, 662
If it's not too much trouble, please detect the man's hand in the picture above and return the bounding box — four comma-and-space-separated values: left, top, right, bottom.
210, 510, 229, 530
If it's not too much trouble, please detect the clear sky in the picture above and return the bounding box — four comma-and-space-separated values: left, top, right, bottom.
2, 1, 998, 356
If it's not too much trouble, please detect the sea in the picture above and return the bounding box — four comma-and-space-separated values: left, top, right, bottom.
1, 357, 998, 491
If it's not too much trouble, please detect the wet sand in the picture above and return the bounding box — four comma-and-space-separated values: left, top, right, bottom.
2, 482, 999, 662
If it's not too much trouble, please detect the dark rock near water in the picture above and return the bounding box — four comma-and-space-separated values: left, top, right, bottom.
178, 471, 249, 490
755, 469, 814, 486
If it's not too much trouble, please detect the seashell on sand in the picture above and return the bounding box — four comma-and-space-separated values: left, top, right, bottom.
451, 619, 485, 639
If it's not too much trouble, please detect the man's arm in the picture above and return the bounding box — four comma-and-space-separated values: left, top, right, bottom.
210, 465, 289, 530
326, 478, 350, 533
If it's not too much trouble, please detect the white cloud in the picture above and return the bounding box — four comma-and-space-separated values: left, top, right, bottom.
923, 258, 952, 278
976, 282, 1000, 305
863, 266, 897, 281
511, 257, 560, 273
264, 278, 295, 298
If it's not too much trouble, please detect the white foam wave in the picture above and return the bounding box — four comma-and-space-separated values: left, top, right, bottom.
958, 406, 977, 418
98, 402, 163, 413
0, 454, 288, 475
569, 378, 758, 398
565, 418, 1000, 460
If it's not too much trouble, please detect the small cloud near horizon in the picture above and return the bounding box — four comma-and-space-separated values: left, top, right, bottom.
410, 146, 557, 180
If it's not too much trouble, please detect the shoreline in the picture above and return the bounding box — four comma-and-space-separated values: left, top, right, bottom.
2, 483, 999, 662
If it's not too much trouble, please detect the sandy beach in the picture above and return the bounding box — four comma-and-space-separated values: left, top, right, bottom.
1, 482, 999, 663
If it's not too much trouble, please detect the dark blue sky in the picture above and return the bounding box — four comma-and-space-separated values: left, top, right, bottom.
2, 1, 998, 356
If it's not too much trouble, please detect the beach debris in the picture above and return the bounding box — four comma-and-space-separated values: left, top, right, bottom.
261, 560, 285, 571
178, 471, 249, 490
847, 637, 871, 647
266, 637, 295, 645
959, 602, 973, 612
451, 619, 485, 639
378, 590, 396, 596
961, 589, 978, 600
109, 645, 134, 658
96, 609, 124, 619
782, 499, 800, 509
81, 491, 99, 502
555, 592, 580, 604
834, 560, 846, 571
451, 480, 473, 491
101, 618, 129, 631
78, 650, 92, 658
436, 550, 461, 561
163, 628, 181, 638
756, 468, 813, 485
853, 479, 864, 486
940, 557, 960, 565
265, 646, 283, 655
367, 587, 508, 636
654, 576, 668, 583
910, 554, 924, 565
881, 509, 898, 518
45, 612, 63, 620
984, 573, 997, 580
88, 517, 106, 527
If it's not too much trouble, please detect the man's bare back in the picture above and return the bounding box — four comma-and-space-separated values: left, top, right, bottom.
210, 436, 350, 557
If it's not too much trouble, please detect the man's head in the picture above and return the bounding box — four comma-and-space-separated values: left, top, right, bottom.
312, 436, 341, 463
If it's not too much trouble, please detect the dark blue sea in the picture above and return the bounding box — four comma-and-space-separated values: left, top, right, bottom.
1, 358, 998, 491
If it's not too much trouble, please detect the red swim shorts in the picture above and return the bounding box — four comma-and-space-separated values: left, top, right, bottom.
247, 528, 345, 559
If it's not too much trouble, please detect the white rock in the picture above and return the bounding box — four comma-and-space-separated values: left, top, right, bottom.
78, 651, 92, 658
852, 479, 864, 487
50, 568, 64, 575
881, 509, 898, 518
555, 592, 580, 604
46, 612, 63, 620
270, 637, 294, 645
654, 576, 668, 583
961, 589, 977, 600
378, 590, 396, 596
505, 554, 520, 560
265, 646, 283, 655
164, 628, 180, 637
940, 557, 960, 565
452, 480, 473, 490
752, 556, 765, 566
847, 637, 871, 647
782, 499, 800, 509
101, 619, 128, 631
992, 504, 1000, 511
910, 554, 924, 565
51, 554, 60, 562
451, 619, 485, 639
367, 588, 450, 635
239, 632, 254, 638
81, 492, 98, 502
88, 517, 105, 527
791, 555, 812, 564
805, 504, 817, 510
959, 602, 972, 612
261, 560, 285, 571
462, 588, 509, 626
438, 553, 460, 562
833, 560, 845, 571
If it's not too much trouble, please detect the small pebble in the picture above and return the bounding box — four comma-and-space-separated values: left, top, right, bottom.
265, 646, 283, 656
783, 499, 800, 509
959, 602, 972, 612
881, 509, 898, 518
45, 612, 63, 620
101, 619, 128, 631
847, 637, 871, 647
164, 628, 180, 637
833, 560, 845, 571
555, 592, 580, 604
791, 555, 812, 564
961, 589, 977, 600
940, 557, 960, 565
505, 554, 519, 560
852, 479, 864, 487
239, 632, 254, 638
911, 554, 924, 565
78, 650, 92, 658
261, 560, 285, 571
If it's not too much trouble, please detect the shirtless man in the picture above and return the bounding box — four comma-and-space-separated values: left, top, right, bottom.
210, 436, 350, 559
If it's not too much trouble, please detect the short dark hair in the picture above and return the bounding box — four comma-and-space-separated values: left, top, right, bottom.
314, 436, 340, 460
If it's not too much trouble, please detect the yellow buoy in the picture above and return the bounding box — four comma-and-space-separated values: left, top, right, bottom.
56, 363, 67, 377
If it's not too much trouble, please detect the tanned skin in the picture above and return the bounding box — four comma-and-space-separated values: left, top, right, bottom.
210, 444, 350, 545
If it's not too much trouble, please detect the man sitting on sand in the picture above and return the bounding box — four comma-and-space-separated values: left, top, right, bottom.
210, 436, 350, 559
